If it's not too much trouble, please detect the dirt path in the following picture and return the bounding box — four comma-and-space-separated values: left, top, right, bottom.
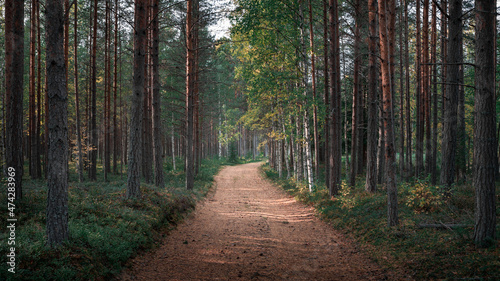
119, 162, 396, 280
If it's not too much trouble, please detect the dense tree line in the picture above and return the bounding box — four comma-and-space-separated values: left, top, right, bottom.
229, 0, 497, 245
1, 0, 251, 247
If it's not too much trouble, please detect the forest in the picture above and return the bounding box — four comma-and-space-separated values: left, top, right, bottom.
0, 0, 499, 279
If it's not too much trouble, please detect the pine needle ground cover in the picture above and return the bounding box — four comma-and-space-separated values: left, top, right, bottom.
0, 158, 223, 281
262, 164, 500, 280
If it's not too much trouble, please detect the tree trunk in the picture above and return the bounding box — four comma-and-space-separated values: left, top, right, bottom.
423, 0, 431, 176
46, 0, 69, 247
328, 0, 341, 196
142, 5, 153, 184
473, 0, 497, 247
89, 0, 98, 181
113, 0, 119, 174
299, 0, 313, 191
104, 0, 110, 181
350, 0, 362, 187
440, 0, 462, 188
29, 0, 38, 179
377, 85, 385, 184
323, 0, 330, 192
405, 0, 412, 179
398, 0, 404, 177
430, 0, 438, 185
415, 0, 423, 177
5, 0, 24, 200
36, 0, 42, 179
185, 0, 195, 190
152, 0, 164, 187
127, 0, 148, 198
365, 0, 378, 193
74, 0, 84, 182
379, 0, 398, 226
308, 0, 319, 179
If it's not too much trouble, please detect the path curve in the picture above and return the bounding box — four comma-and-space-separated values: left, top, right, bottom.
119, 162, 395, 280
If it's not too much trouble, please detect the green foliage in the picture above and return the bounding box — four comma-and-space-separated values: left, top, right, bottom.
262, 164, 500, 280
404, 180, 443, 214
0, 158, 224, 281
228, 141, 239, 163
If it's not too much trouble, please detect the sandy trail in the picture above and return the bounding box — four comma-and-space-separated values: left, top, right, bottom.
118, 162, 395, 280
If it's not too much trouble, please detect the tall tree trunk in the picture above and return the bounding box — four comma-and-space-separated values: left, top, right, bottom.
113, 0, 119, 174
440, 0, 462, 188
185, 0, 195, 190
5, 0, 24, 199
328, 0, 341, 196
350, 0, 362, 187
46, 0, 69, 247
398, 0, 404, 177
127, 0, 148, 198
29, 0, 37, 179
423, 0, 431, 175
142, 3, 153, 184
323, 0, 330, 191
36, 0, 42, 179
430, 0, 438, 185
152, 0, 164, 187
193, 0, 200, 176
104, 0, 110, 181
415, 0, 423, 177
89, 0, 98, 181
75, 0, 84, 182
473, 0, 497, 247
299, 0, 314, 191
308, 0, 319, 179
365, 0, 378, 193
379, 0, 398, 226
405, 0, 412, 179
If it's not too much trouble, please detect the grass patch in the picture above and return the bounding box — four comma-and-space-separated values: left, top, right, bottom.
261, 164, 500, 280
0, 158, 225, 281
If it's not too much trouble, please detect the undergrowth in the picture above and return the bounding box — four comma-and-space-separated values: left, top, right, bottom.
262, 164, 500, 280
0, 158, 224, 281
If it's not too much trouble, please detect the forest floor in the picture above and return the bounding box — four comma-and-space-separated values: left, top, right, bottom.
118, 162, 406, 280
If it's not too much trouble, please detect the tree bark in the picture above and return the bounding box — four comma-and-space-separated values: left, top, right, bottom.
127, 0, 148, 198
308, 0, 319, 180
440, 0, 462, 188
74, 0, 84, 182
365, 0, 378, 193
328, 0, 341, 196
46, 0, 69, 247
89, 0, 98, 181
473, 0, 497, 246
430, 0, 438, 185
379, 0, 398, 226
29, 0, 39, 179
350, 0, 361, 188
5, 0, 24, 200
113, 0, 119, 174
152, 0, 164, 187
323, 0, 330, 192
185, 0, 196, 190
415, 0, 423, 177
423, 0, 431, 176
405, 0, 412, 179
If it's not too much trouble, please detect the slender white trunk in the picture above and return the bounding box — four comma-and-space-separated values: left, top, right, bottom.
304, 112, 314, 191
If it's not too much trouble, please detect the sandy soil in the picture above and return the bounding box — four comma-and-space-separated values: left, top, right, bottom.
118, 162, 401, 281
